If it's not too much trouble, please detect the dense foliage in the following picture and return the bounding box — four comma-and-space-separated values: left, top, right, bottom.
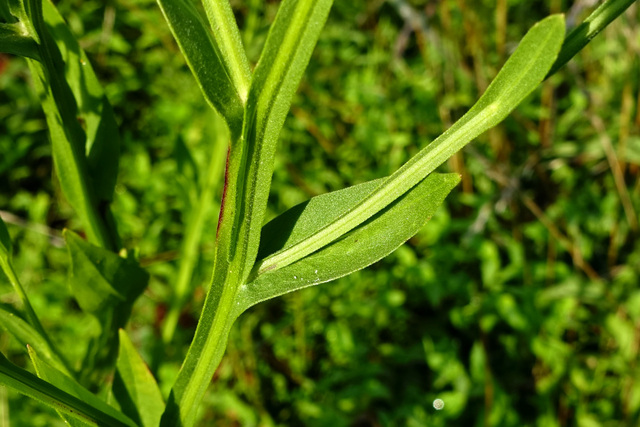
1, 0, 639, 425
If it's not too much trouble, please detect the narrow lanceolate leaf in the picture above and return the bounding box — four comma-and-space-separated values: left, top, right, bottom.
0, 305, 70, 376
156, 0, 249, 135
231, 0, 335, 283
0, 351, 135, 427
42, 0, 120, 205
548, 0, 636, 76
236, 173, 460, 314
23, 0, 115, 249
114, 330, 164, 427
0, 22, 40, 60
28, 347, 138, 427
200, 0, 251, 102
253, 14, 565, 276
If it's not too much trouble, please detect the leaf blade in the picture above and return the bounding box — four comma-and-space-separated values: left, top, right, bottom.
114, 330, 164, 427
0, 305, 70, 376
28, 347, 138, 427
231, 0, 335, 282
0, 350, 134, 427
0, 22, 40, 59
42, 0, 120, 205
254, 14, 565, 275
237, 173, 460, 314
156, 0, 248, 135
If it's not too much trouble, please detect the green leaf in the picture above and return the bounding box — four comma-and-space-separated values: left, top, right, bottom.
64, 230, 148, 314
253, 14, 565, 275
21, 0, 116, 249
230, 0, 335, 283
156, 0, 249, 136
42, 0, 120, 205
0, 350, 135, 426
256, 178, 385, 262
160, 2, 335, 425
64, 229, 149, 383
548, 0, 636, 76
0, 215, 11, 262
200, 0, 251, 104
28, 347, 138, 427
0, 305, 70, 376
0, 217, 66, 372
236, 173, 459, 314
114, 330, 164, 427
0, 22, 40, 60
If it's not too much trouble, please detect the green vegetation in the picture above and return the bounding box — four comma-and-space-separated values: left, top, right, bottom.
1, 0, 639, 425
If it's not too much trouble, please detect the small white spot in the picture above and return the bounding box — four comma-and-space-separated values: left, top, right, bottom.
293, 276, 297, 279
315, 269, 318, 274
433, 399, 444, 410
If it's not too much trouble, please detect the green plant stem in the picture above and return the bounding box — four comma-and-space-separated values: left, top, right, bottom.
547, 0, 636, 76
160, 252, 242, 427
162, 121, 228, 345
0, 258, 72, 377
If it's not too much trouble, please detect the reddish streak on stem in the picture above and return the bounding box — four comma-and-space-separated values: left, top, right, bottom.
217, 146, 231, 237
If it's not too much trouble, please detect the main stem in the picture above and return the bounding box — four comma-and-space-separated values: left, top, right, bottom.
161, 137, 247, 427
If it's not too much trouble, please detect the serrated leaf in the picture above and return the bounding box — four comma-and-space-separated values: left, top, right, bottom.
0, 350, 134, 426
254, 15, 565, 274
64, 229, 148, 314
156, 0, 249, 135
235, 173, 459, 314
114, 330, 164, 427
28, 347, 138, 427
0, 304, 70, 376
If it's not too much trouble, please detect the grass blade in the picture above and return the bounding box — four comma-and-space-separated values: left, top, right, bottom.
253, 14, 565, 276
0, 217, 70, 374
237, 173, 460, 314
0, 350, 135, 427
0, 305, 71, 376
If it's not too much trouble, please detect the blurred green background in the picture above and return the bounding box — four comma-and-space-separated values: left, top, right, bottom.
1, 0, 640, 425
